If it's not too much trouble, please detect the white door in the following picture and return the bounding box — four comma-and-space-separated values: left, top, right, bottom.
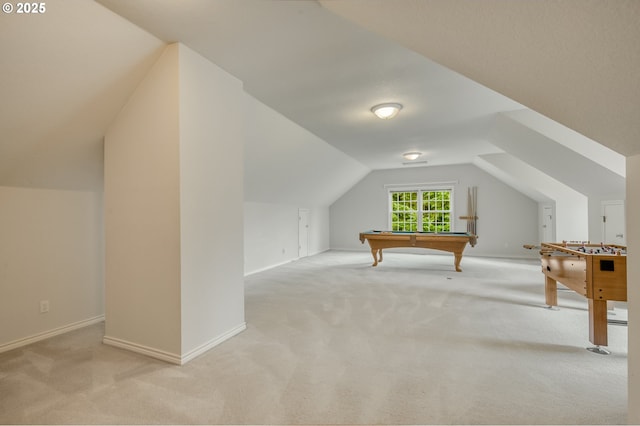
542, 205, 553, 242
298, 209, 310, 258
602, 201, 625, 245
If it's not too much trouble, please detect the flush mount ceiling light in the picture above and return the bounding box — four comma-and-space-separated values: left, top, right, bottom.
403, 151, 422, 161
371, 103, 403, 119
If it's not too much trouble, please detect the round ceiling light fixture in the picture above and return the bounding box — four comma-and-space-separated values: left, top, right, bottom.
403, 151, 422, 161
371, 103, 403, 119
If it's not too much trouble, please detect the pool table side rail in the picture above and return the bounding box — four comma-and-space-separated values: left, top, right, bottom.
360, 231, 477, 247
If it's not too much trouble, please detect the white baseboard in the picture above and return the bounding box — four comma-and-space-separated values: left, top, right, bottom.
181, 322, 246, 364
103, 322, 247, 365
244, 260, 292, 276
244, 248, 331, 277
306, 248, 330, 257
0, 315, 105, 354
102, 335, 183, 364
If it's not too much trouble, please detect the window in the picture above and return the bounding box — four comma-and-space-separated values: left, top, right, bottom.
391, 192, 418, 231
422, 190, 451, 232
390, 189, 452, 232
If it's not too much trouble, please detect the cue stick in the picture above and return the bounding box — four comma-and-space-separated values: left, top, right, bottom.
469, 186, 477, 236
469, 187, 472, 235
473, 186, 477, 235
467, 188, 471, 234
461, 187, 478, 236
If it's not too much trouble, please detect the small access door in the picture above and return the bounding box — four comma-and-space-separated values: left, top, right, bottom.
602, 201, 625, 245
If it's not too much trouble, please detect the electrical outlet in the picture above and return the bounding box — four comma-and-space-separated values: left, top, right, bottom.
40, 300, 49, 313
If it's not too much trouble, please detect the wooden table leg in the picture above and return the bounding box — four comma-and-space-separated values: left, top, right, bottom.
589, 299, 608, 346
545, 276, 558, 307
454, 252, 462, 272
370, 248, 384, 266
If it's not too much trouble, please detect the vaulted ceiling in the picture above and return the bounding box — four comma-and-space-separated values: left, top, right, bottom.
1, 0, 636, 204
0, 0, 165, 189
95, 0, 526, 170
321, 0, 640, 158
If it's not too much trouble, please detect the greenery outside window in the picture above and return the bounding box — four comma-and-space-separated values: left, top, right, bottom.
390, 189, 452, 232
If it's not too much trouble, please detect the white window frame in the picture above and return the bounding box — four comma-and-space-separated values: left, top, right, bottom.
387, 185, 455, 232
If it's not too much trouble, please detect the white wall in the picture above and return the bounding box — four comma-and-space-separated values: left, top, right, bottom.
104, 44, 183, 357
330, 164, 538, 258
487, 113, 626, 242
0, 186, 103, 350
104, 43, 246, 363
178, 44, 245, 357
474, 152, 589, 242
309, 205, 330, 255
555, 197, 589, 243
627, 154, 640, 424
242, 86, 357, 275
244, 202, 329, 275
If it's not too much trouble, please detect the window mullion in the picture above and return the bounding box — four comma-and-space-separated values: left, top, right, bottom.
418, 190, 424, 231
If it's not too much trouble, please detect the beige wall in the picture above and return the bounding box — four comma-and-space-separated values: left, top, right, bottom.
0, 186, 103, 350
104, 44, 182, 357
627, 154, 640, 424
104, 43, 246, 363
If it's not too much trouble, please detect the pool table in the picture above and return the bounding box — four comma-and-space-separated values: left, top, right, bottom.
359, 230, 477, 271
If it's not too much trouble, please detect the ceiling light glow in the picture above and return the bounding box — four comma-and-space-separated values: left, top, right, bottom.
403, 151, 422, 161
371, 103, 402, 119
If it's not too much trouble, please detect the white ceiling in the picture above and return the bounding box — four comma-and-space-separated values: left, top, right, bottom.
0, 0, 165, 189
321, 0, 640, 158
1, 0, 635, 202
96, 0, 524, 170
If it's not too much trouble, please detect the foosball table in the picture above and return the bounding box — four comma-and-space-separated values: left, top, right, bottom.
531, 241, 627, 354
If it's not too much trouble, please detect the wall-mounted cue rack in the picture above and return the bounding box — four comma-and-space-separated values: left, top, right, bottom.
459, 186, 478, 236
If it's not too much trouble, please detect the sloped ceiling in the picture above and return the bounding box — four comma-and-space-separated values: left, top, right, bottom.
0, 0, 165, 190
489, 112, 625, 197
1, 0, 636, 207
502, 109, 625, 177
245, 96, 369, 206
474, 154, 552, 203
320, 0, 640, 157
95, 0, 524, 170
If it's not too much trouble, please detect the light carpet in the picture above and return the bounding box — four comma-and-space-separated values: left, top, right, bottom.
0, 250, 628, 424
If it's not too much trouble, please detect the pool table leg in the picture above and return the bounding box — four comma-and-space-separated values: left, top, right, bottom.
371, 248, 382, 266
454, 252, 462, 272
